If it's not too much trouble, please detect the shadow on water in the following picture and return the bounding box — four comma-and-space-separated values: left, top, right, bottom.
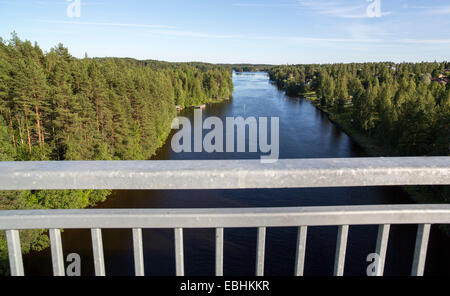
23, 72, 450, 276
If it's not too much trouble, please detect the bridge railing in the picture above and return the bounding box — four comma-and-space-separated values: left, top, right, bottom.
0, 157, 449, 276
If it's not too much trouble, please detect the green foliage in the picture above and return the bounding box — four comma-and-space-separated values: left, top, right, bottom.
0, 34, 233, 162
0, 34, 234, 274
23, 190, 109, 209
269, 62, 450, 157
269, 62, 450, 207
0, 117, 15, 160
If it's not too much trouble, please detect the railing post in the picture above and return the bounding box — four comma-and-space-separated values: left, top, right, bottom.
215, 228, 224, 276
132, 228, 145, 276
49, 229, 65, 276
6, 230, 24, 276
174, 228, 184, 276
91, 228, 106, 276
411, 224, 431, 276
255, 227, 266, 276
333, 225, 349, 276
294, 226, 308, 276
373, 224, 390, 276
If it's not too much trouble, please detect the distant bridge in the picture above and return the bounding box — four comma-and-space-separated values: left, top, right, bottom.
0, 157, 449, 276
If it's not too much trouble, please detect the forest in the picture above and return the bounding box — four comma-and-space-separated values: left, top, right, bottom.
269, 63, 449, 156
268, 62, 450, 204
221, 64, 274, 73
0, 34, 233, 274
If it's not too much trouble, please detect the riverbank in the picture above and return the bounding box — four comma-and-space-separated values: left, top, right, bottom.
298, 93, 450, 225
0, 95, 233, 276
156, 96, 232, 153
304, 93, 393, 156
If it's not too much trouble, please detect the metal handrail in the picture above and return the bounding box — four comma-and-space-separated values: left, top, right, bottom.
1, 205, 450, 229
1, 157, 449, 277
0, 157, 448, 190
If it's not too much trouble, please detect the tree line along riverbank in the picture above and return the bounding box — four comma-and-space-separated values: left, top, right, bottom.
0, 34, 233, 274
267, 63, 449, 207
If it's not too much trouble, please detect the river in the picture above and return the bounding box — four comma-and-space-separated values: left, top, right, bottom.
23, 72, 450, 276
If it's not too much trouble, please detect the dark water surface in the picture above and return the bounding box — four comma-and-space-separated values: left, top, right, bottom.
24, 72, 449, 276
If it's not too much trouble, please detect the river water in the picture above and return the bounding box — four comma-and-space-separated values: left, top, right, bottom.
24, 72, 450, 276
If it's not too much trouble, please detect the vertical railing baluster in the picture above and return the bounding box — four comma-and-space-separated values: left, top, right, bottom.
174, 228, 184, 276
333, 225, 349, 276
49, 229, 65, 276
132, 228, 145, 276
91, 228, 105, 276
215, 228, 224, 276
411, 224, 431, 276
6, 230, 24, 276
294, 226, 308, 276
256, 227, 266, 276
374, 224, 390, 276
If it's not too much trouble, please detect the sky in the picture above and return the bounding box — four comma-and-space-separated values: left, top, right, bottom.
0, 0, 449, 64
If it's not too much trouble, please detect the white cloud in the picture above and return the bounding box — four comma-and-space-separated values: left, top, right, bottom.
288, 36, 381, 43
297, 0, 391, 18
33, 20, 242, 39
233, 2, 295, 8
399, 39, 450, 44
147, 29, 243, 39
253, 34, 381, 43
425, 6, 450, 15
33, 20, 176, 29
402, 4, 450, 15
255, 34, 450, 47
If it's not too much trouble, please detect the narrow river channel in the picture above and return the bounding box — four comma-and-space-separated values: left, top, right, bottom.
24, 72, 450, 276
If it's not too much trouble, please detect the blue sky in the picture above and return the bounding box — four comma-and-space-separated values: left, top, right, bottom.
0, 0, 449, 64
